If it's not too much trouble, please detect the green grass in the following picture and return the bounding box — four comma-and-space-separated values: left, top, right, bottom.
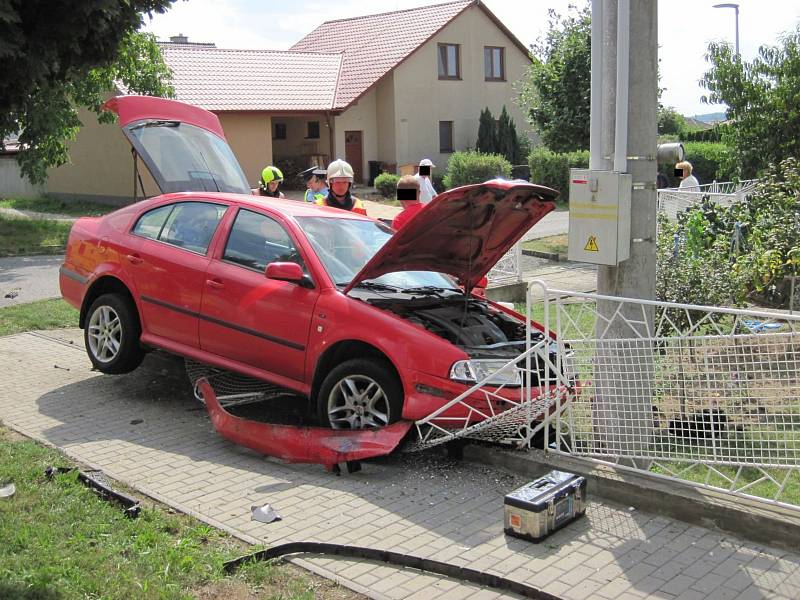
521, 234, 568, 256
0, 214, 72, 257
0, 426, 355, 599
0, 196, 115, 217
0, 299, 79, 337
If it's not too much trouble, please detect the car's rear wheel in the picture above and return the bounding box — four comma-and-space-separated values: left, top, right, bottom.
317, 358, 403, 429
84, 293, 144, 374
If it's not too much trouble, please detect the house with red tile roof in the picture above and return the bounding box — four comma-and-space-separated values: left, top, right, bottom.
43, 0, 532, 202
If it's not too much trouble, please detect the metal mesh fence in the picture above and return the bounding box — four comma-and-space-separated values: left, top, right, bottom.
184, 359, 297, 408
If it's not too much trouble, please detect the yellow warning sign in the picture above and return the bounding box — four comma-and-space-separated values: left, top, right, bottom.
584, 235, 599, 252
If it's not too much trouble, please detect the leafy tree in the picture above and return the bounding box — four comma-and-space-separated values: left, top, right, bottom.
657, 106, 687, 136
0, 1, 176, 184
476, 107, 498, 154
518, 2, 591, 152
701, 28, 800, 178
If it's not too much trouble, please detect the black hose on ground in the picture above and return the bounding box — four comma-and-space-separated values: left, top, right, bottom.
224, 541, 563, 599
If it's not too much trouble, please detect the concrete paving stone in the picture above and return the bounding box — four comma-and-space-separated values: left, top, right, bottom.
660, 574, 697, 596
629, 576, 668, 596
562, 578, 606, 600
674, 590, 708, 600
542, 579, 572, 598
465, 589, 506, 600
581, 549, 617, 570
529, 565, 566, 587
693, 572, 730, 594
716, 553, 757, 576
557, 564, 598, 587
643, 548, 681, 568
721, 569, 760, 593
733, 585, 772, 600
652, 561, 691, 582
706, 586, 742, 600
594, 577, 633, 599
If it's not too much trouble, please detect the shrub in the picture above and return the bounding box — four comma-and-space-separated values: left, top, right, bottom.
373, 172, 399, 198
729, 157, 800, 307
528, 148, 589, 202
443, 151, 512, 189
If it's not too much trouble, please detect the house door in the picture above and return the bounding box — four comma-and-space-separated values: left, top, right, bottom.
344, 131, 363, 184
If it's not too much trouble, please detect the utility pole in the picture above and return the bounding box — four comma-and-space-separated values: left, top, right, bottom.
591, 0, 658, 465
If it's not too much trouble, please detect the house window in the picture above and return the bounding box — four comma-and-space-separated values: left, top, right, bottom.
484, 46, 505, 81
437, 43, 460, 79
306, 121, 320, 139
439, 121, 454, 153
273, 123, 286, 140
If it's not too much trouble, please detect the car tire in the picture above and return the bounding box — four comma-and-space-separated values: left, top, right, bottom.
84, 293, 145, 374
317, 358, 404, 429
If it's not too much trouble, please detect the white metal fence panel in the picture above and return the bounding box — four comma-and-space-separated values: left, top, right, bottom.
535, 282, 800, 504
487, 243, 522, 284
657, 180, 759, 222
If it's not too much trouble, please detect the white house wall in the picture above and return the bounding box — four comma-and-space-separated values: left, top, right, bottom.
392, 4, 532, 169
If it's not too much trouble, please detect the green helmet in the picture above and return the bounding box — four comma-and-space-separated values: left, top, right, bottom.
260, 166, 284, 185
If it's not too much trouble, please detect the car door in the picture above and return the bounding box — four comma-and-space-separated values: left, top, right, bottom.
199, 208, 318, 382
128, 200, 227, 349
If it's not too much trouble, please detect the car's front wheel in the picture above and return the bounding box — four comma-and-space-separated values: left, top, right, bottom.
317, 358, 403, 429
84, 293, 144, 374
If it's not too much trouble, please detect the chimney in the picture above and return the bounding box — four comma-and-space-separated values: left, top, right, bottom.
169, 34, 188, 44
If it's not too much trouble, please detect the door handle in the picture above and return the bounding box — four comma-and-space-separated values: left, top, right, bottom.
206, 279, 224, 290
126, 254, 143, 265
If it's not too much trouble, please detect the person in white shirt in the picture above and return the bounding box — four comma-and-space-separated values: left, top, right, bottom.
676, 160, 700, 189
415, 158, 438, 204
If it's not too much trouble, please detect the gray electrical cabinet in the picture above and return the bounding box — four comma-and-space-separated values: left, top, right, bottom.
567, 169, 632, 265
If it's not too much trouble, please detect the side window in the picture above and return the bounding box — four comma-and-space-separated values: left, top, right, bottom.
223, 209, 304, 273
160, 202, 226, 254
132, 205, 174, 240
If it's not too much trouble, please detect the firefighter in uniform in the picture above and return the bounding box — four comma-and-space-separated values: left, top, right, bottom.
315, 159, 366, 215
258, 165, 285, 198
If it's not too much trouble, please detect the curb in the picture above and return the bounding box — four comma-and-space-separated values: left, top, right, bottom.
521, 248, 565, 261
463, 443, 800, 554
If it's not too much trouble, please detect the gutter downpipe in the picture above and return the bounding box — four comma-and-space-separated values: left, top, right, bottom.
590, 0, 604, 170
614, 0, 630, 173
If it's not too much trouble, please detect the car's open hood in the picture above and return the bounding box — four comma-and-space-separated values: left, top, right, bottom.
344, 180, 558, 293
103, 95, 251, 195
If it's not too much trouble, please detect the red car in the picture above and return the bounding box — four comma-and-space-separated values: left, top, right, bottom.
60, 96, 559, 431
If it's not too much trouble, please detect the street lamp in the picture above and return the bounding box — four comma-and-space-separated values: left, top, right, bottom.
713, 3, 740, 55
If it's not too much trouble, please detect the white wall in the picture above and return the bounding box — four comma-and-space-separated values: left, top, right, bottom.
0, 156, 44, 199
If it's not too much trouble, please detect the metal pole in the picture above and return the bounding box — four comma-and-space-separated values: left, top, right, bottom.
735, 5, 740, 56
590, 0, 604, 170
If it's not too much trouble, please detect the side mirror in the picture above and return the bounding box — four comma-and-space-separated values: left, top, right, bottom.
266, 262, 304, 283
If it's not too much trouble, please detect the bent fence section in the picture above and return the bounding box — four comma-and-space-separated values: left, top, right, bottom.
413, 281, 800, 508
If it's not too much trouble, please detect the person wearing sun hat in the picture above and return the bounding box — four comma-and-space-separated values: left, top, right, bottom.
414, 158, 437, 204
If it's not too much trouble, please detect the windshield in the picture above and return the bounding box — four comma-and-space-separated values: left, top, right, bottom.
124, 120, 251, 194
296, 216, 457, 289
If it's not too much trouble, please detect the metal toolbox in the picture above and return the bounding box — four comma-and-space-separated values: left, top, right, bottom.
504, 470, 587, 542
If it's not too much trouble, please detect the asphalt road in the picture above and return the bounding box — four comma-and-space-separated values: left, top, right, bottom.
0, 254, 64, 308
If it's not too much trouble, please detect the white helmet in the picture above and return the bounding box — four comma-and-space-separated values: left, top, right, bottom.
419, 158, 436, 167
327, 159, 354, 182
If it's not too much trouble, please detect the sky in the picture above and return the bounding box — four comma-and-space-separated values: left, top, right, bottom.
142, 0, 800, 118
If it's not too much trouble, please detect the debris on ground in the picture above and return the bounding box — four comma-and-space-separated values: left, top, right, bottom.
251, 503, 281, 523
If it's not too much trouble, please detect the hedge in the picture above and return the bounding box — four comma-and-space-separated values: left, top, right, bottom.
528, 148, 589, 203
443, 151, 512, 189
527, 142, 734, 197
374, 172, 399, 198
657, 142, 734, 187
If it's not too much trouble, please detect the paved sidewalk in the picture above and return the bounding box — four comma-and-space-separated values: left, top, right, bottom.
1, 329, 798, 599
